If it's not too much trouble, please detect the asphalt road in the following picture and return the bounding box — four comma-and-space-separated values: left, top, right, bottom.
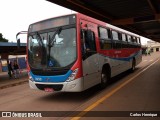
0, 52, 160, 120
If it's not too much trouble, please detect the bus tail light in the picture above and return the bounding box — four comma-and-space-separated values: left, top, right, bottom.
66, 68, 79, 82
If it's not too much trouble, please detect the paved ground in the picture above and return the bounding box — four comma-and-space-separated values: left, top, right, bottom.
70, 52, 160, 120
0, 52, 159, 120
0, 69, 28, 89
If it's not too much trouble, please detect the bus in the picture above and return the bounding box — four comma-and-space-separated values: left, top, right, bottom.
25, 13, 141, 92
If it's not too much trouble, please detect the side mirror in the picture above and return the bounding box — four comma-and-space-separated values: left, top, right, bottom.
16, 31, 27, 49
17, 39, 20, 49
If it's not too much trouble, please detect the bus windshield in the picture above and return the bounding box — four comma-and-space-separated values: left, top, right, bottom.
28, 27, 77, 69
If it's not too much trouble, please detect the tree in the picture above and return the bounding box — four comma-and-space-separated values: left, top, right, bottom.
0, 33, 8, 42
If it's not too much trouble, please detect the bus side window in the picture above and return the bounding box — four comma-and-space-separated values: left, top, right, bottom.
127, 35, 131, 42
121, 33, 128, 48
112, 30, 121, 49
98, 27, 112, 49
137, 37, 141, 48
127, 35, 132, 48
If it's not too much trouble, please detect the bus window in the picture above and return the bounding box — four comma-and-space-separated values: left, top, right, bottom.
122, 33, 127, 41
112, 30, 121, 49
98, 27, 111, 49
132, 36, 134, 43
134, 37, 137, 43
99, 27, 109, 39
121, 33, 128, 48
132, 36, 137, 44
127, 35, 131, 42
112, 30, 119, 40
118, 33, 122, 40
131, 36, 137, 48
137, 37, 141, 48
137, 37, 141, 44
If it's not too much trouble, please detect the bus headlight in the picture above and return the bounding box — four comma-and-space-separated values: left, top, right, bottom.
28, 73, 34, 81
66, 68, 79, 82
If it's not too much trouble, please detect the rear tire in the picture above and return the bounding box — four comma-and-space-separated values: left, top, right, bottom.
130, 59, 136, 72
100, 67, 110, 89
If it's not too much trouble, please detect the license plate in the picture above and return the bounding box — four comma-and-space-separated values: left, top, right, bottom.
44, 88, 54, 92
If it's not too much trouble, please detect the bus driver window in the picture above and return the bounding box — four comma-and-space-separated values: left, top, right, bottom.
81, 30, 89, 59
81, 29, 96, 60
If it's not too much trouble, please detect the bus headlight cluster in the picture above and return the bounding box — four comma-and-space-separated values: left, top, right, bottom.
28, 72, 34, 81
66, 68, 79, 82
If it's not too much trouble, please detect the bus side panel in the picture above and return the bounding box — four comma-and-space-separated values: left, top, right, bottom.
135, 49, 142, 66
82, 54, 101, 90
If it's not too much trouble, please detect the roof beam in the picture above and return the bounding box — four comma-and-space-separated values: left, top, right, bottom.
67, 0, 113, 20
147, 0, 157, 14
155, 14, 160, 20
111, 18, 134, 25
111, 14, 160, 25
153, 38, 160, 42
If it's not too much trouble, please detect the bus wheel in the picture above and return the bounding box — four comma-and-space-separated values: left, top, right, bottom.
130, 59, 136, 72
100, 68, 110, 89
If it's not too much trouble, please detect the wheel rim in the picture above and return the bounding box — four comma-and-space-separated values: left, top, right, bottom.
132, 61, 135, 70
102, 73, 107, 84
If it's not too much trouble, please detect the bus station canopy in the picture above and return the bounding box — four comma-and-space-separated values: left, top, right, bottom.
0, 42, 26, 55
47, 0, 160, 42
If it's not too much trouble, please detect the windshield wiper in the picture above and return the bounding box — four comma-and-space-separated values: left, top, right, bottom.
36, 32, 43, 46
48, 27, 62, 47
48, 27, 62, 66
36, 32, 47, 65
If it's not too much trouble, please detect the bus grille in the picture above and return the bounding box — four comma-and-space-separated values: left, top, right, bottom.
35, 84, 63, 91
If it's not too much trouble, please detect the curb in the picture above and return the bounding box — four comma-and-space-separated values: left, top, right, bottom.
0, 80, 28, 90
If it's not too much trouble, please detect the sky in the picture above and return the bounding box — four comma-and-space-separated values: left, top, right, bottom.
0, 0, 74, 43
0, 0, 150, 44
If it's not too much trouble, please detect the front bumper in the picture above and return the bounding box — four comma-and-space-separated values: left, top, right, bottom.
29, 78, 84, 92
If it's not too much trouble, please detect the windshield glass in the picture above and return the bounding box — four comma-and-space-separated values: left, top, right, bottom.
28, 28, 77, 69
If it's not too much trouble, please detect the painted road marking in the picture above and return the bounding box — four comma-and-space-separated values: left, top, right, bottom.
71, 58, 160, 120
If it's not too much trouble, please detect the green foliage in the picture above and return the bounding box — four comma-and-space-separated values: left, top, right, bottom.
0, 33, 8, 42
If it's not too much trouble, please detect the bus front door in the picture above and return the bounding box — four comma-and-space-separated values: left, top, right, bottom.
81, 25, 100, 90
